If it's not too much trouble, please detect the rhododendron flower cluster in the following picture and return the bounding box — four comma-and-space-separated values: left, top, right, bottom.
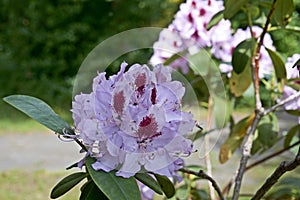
72, 62, 194, 178
150, 0, 275, 77
282, 54, 300, 123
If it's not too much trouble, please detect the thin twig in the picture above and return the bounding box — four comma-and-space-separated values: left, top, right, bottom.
179, 168, 224, 200
232, 1, 278, 199
263, 91, 300, 115
246, 140, 300, 171
251, 145, 300, 200
204, 96, 215, 200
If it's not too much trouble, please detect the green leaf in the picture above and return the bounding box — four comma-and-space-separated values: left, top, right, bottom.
229, 64, 252, 97
50, 172, 87, 199
212, 96, 232, 129
85, 157, 141, 200
284, 125, 300, 148
266, 48, 286, 80
219, 113, 255, 163
285, 110, 300, 116
273, 0, 294, 27
251, 113, 279, 154
80, 181, 109, 200
135, 173, 162, 195
232, 39, 256, 74
206, 10, 224, 31
164, 50, 188, 66
224, 0, 248, 19
188, 49, 211, 76
3, 95, 72, 135
154, 174, 175, 198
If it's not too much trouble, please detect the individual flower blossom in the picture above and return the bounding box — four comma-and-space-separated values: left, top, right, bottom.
72, 62, 195, 178
282, 54, 300, 123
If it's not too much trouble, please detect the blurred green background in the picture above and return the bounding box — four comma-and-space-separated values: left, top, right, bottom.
1, 0, 300, 121
0, 0, 183, 121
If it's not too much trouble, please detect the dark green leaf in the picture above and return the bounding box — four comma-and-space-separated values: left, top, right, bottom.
135, 173, 163, 195
3, 95, 72, 135
51, 172, 87, 199
292, 58, 300, 68
232, 39, 256, 74
206, 10, 224, 31
284, 125, 300, 148
266, 48, 286, 79
229, 64, 252, 97
273, 0, 294, 27
286, 110, 300, 116
80, 180, 109, 200
224, 0, 248, 19
85, 157, 141, 200
154, 174, 175, 198
251, 113, 279, 154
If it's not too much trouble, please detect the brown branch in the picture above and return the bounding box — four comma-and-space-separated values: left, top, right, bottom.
232, 1, 278, 199
246, 140, 300, 171
205, 96, 215, 199
179, 168, 224, 200
251, 145, 300, 200
264, 91, 300, 115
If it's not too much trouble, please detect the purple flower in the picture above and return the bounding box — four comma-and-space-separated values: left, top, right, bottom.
282, 54, 300, 123
72, 62, 195, 178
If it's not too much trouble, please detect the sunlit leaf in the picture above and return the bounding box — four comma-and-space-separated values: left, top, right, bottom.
188, 49, 211, 76
219, 113, 255, 163
85, 157, 141, 200
154, 174, 175, 198
229, 65, 252, 97
232, 39, 256, 74
213, 96, 232, 129
273, 0, 294, 27
224, 0, 248, 19
206, 10, 224, 31
51, 172, 87, 199
266, 48, 286, 80
3, 95, 72, 134
135, 173, 162, 195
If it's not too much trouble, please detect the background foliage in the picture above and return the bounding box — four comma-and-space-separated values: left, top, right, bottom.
1, 0, 299, 118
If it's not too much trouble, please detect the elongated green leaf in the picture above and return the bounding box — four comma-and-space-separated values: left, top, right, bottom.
3, 95, 72, 134
164, 50, 188, 66
188, 49, 211, 76
266, 48, 287, 79
212, 96, 232, 129
206, 10, 224, 30
51, 172, 87, 199
80, 181, 108, 200
154, 174, 175, 198
284, 125, 300, 148
85, 157, 141, 200
273, 0, 294, 27
135, 173, 162, 195
232, 39, 256, 74
224, 0, 248, 19
229, 64, 252, 97
219, 113, 255, 163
